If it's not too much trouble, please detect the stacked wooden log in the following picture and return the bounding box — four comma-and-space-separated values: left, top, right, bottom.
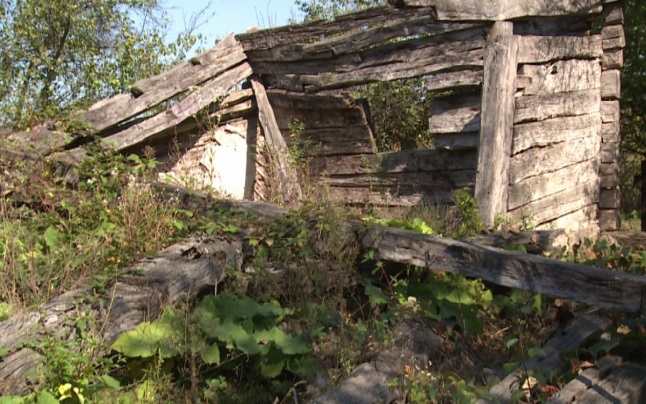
599, 3, 625, 231
12, 0, 624, 229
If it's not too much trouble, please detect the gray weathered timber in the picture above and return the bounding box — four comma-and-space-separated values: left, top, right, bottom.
482, 315, 612, 403
514, 89, 601, 124
220, 88, 254, 108
325, 186, 458, 206
518, 59, 600, 96
546, 356, 623, 404
475, 22, 518, 226
429, 92, 481, 134
237, 5, 433, 51
322, 170, 475, 189
312, 320, 442, 404
392, 0, 602, 20
250, 78, 303, 204
360, 223, 646, 313
599, 209, 620, 231
535, 204, 599, 232
0, 236, 233, 395
508, 160, 598, 210
602, 48, 624, 69
602, 121, 620, 142
267, 89, 353, 109
601, 69, 621, 99
603, 2, 624, 24
601, 24, 626, 49
600, 188, 621, 209
426, 69, 483, 92
574, 363, 646, 403
600, 162, 620, 188
434, 132, 479, 150
517, 35, 602, 64
300, 48, 485, 91
91, 62, 253, 152
312, 149, 478, 176
510, 137, 599, 184
471, 229, 566, 255
81, 35, 247, 133
274, 106, 368, 130
601, 141, 620, 163
131, 34, 243, 95
289, 127, 376, 156
513, 17, 589, 36
509, 179, 600, 225
601, 100, 620, 123
302, 19, 480, 57
512, 114, 600, 155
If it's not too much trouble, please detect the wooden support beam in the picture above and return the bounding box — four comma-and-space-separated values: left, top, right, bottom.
475, 21, 518, 226
250, 78, 303, 205
391, 0, 602, 21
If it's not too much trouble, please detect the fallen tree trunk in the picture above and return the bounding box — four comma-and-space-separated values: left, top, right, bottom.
0, 235, 238, 395
154, 184, 646, 314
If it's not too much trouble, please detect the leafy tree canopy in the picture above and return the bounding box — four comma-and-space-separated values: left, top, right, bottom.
621, 0, 646, 156
294, 0, 383, 22
0, 0, 202, 129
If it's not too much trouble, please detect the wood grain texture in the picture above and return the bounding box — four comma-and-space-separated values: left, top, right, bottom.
517, 35, 602, 64
425, 69, 483, 92
602, 24, 626, 49
475, 22, 518, 226
601, 121, 620, 142
392, 0, 602, 20
601, 69, 621, 99
509, 179, 600, 225
600, 161, 620, 188
251, 78, 303, 204
508, 159, 598, 210
312, 149, 478, 176
510, 136, 599, 185
512, 114, 600, 155
518, 59, 600, 96
434, 132, 479, 150
360, 222, 646, 313
429, 92, 481, 134
535, 203, 598, 232
599, 188, 621, 208
0, 236, 233, 395
601, 100, 620, 123
485, 315, 612, 403
601, 141, 619, 163
97, 62, 253, 152
599, 209, 620, 231
515, 89, 601, 124
602, 48, 623, 69
81, 35, 247, 133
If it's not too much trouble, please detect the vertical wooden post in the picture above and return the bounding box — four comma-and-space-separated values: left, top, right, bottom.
475, 21, 518, 226
250, 77, 303, 205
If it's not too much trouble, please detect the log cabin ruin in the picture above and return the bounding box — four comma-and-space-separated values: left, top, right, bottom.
49, 0, 625, 237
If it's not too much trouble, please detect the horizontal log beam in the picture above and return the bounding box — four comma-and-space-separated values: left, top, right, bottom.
81, 35, 247, 133
392, 0, 603, 21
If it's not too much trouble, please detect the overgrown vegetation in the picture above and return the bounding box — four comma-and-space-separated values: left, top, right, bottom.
3, 145, 645, 402
0, 0, 208, 129
1, 0, 646, 402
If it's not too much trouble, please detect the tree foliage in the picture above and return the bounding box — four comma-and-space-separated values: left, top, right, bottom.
621, 0, 646, 156
294, 0, 433, 151
617, 0, 646, 211
0, 0, 201, 129
294, 0, 382, 22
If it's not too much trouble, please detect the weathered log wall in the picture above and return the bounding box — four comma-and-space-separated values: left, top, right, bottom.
42, 0, 624, 231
